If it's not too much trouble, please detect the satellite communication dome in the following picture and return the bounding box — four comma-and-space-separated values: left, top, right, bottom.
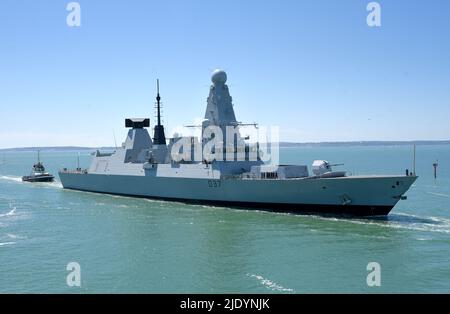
211, 69, 227, 85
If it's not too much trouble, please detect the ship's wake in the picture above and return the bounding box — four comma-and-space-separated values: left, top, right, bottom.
41, 181, 63, 189
0, 175, 62, 188
0, 242, 16, 247
313, 212, 450, 235
426, 192, 450, 198
0, 233, 26, 247
0, 207, 16, 218
0, 203, 31, 224
0, 175, 22, 183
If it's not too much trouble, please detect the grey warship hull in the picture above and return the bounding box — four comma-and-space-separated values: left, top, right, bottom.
59, 171, 417, 216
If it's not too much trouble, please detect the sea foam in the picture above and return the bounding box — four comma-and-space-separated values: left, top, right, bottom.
247, 273, 295, 293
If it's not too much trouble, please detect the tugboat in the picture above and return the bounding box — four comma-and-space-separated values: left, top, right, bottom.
22, 151, 55, 182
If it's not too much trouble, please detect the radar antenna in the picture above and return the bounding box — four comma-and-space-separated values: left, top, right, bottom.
156, 79, 161, 127
153, 79, 166, 145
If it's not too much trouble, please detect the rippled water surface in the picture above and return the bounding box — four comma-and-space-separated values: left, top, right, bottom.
0, 145, 449, 293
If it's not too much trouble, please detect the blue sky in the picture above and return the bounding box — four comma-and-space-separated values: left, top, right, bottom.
0, 0, 449, 148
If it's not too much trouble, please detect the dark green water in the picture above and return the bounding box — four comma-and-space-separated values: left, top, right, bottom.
1, 145, 449, 293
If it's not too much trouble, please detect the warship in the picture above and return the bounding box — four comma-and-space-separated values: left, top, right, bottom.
59, 70, 417, 216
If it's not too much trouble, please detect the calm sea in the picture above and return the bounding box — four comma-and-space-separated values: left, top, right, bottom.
0, 145, 449, 293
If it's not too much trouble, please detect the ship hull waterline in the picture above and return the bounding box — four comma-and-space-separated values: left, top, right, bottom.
22, 175, 55, 183
59, 172, 417, 217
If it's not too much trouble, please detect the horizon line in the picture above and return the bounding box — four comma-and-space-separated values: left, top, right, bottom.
1, 140, 450, 151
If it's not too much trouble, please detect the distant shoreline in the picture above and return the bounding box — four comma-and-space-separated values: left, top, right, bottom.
278, 140, 450, 147
1, 140, 449, 152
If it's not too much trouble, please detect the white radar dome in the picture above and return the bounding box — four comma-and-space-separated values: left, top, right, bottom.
211, 69, 227, 85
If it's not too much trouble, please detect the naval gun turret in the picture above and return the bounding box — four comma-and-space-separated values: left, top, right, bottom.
312, 160, 346, 178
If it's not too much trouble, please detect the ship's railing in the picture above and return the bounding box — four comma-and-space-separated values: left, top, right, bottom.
222, 173, 279, 180
222, 173, 311, 180
221, 174, 244, 180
